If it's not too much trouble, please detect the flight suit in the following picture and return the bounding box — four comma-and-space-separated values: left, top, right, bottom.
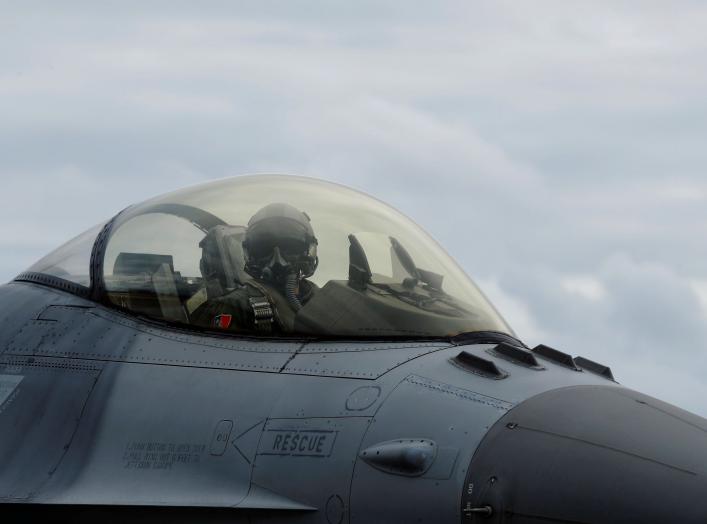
192, 278, 318, 334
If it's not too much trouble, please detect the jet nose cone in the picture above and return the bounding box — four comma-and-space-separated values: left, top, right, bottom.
462, 385, 707, 523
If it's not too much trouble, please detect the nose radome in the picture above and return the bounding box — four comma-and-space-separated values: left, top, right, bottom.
462, 385, 707, 524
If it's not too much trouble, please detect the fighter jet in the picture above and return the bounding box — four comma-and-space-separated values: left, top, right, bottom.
1, 175, 705, 523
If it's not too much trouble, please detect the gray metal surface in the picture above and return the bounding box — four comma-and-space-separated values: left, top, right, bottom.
0, 355, 101, 500
282, 342, 452, 379
462, 385, 707, 523
1, 281, 706, 523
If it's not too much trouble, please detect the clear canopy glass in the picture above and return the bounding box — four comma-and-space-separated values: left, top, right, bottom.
26, 175, 513, 339
26, 222, 106, 288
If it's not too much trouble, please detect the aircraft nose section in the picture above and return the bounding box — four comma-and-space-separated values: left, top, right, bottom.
462, 385, 707, 523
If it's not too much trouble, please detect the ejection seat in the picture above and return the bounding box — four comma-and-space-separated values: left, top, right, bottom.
198, 225, 251, 299
111, 252, 188, 323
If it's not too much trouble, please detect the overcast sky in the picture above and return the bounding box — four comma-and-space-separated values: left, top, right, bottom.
2, 2, 707, 416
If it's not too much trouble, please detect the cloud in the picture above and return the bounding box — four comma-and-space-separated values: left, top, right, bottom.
2, 2, 707, 415
497, 254, 707, 415
561, 275, 607, 302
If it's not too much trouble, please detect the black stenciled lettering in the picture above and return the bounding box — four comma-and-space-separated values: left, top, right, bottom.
290, 434, 300, 451
316, 435, 326, 454
129, 442, 146, 451
273, 435, 283, 450
262, 430, 336, 456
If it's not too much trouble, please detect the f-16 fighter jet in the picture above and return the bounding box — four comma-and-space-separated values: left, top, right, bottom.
1, 175, 706, 523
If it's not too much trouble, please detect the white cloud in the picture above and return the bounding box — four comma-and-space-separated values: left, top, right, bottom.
2, 1, 707, 417
561, 275, 607, 302
476, 278, 548, 345
690, 280, 707, 320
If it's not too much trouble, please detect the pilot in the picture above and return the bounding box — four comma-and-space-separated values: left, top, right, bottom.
194, 203, 319, 333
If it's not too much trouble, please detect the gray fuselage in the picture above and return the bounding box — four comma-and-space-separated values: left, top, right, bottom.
1, 281, 706, 523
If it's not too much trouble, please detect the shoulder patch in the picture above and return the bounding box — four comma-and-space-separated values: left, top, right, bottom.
213, 314, 233, 329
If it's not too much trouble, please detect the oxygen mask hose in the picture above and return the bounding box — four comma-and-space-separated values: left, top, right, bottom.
285, 272, 303, 311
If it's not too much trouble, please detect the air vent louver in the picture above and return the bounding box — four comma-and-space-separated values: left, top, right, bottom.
492, 342, 541, 368
531, 344, 580, 371
575, 356, 615, 381
452, 350, 507, 379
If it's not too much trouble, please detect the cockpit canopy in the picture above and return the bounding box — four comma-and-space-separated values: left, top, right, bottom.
23, 175, 512, 338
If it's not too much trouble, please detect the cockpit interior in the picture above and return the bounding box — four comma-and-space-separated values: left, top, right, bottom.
22, 176, 512, 339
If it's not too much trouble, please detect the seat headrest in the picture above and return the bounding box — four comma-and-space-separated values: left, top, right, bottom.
114, 252, 175, 277
199, 225, 249, 297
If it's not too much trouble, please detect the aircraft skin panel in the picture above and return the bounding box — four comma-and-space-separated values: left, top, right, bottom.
2, 281, 704, 523
0, 355, 102, 501
36, 362, 283, 507
347, 347, 610, 523
6, 302, 298, 374
462, 385, 707, 523
280, 344, 452, 379
252, 417, 371, 515
350, 373, 509, 523
268, 374, 390, 420
0, 283, 75, 355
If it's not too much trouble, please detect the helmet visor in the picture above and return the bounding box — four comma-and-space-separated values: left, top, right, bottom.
247, 234, 310, 260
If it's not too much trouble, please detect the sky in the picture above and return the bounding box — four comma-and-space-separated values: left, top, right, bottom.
2, 2, 707, 416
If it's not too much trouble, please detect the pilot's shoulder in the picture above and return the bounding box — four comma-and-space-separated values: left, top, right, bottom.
192, 287, 255, 328
302, 279, 319, 294
193, 287, 250, 316
218, 285, 258, 304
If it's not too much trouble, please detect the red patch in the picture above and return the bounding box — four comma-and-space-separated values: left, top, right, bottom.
213, 314, 232, 329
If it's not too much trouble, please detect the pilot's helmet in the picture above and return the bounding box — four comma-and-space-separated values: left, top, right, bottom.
242, 203, 318, 282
